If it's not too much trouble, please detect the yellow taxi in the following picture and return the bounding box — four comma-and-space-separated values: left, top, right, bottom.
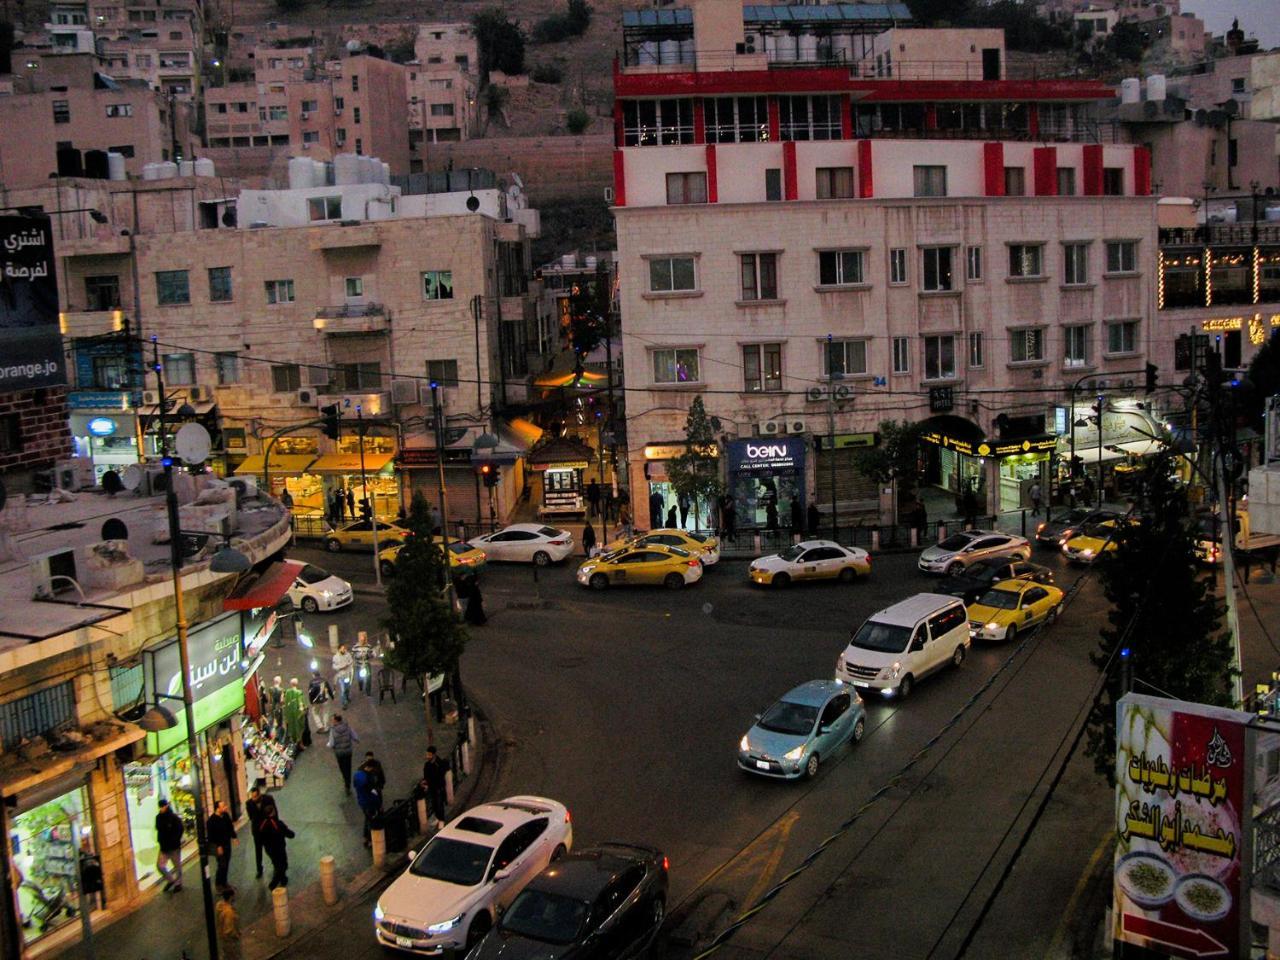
378, 536, 488, 578
576, 543, 704, 590
967, 579, 1065, 642
602, 528, 721, 565
324, 519, 411, 553
1062, 518, 1128, 564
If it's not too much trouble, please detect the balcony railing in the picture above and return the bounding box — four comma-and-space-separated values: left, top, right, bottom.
1160, 224, 1280, 246
313, 302, 389, 335
315, 302, 385, 319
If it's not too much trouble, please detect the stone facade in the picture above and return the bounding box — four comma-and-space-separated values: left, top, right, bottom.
0, 388, 72, 485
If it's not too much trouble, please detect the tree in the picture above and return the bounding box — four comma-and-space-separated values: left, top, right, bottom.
472, 8, 525, 83
851, 419, 922, 514
666, 396, 723, 530
905, 0, 971, 26
380, 492, 470, 739
1105, 19, 1149, 63
566, 108, 591, 134
565, 262, 610, 362
1244, 329, 1280, 428
1083, 452, 1234, 784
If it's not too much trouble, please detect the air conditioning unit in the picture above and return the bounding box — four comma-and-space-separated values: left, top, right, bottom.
832, 384, 854, 402
300, 111, 310, 120
1123, 378, 1135, 388
391, 379, 420, 405
334, 106, 343, 114
30, 547, 79, 599
788, 419, 807, 435
302, 142, 311, 150
144, 465, 169, 496
228, 475, 258, 500
761, 420, 783, 436
603, 186, 615, 203
142, 389, 161, 406
189, 385, 213, 402
297, 387, 317, 405
805, 386, 827, 403
1096, 379, 1110, 390
55, 458, 95, 491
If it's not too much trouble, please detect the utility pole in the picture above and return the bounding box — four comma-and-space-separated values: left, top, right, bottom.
357, 403, 381, 587
1205, 344, 1244, 705
826, 334, 838, 542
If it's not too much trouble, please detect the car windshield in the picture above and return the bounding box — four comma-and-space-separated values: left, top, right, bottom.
667, 546, 691, 558
687, 532, 711, 543
976, 589, 1020, 610
499, 889, 590, 945
849, 620, 912, 653
937, 534, 973, 551
963, 560, 1001, 579
447, 542, 472, 555
298, 565, 330, 585
1051, 510, 1088, 526
1080, 523, 1113, 539
408, 837, 492, 886
777, 546, 805, 562
538, 527, 561, 538
599, 549, 628, 563
757, 699, 819, 736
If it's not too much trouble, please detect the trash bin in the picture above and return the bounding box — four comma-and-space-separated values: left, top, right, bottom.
383, 799, 412, 853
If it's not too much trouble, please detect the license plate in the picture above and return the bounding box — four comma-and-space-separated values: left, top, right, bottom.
395, 936, 413, 948
853, 682, 870, 688
755, 760, 770, 770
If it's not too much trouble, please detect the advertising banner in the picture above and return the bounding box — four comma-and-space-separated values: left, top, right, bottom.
143, 611, 246, 754
0, 215, 65, 391
1113, 693, 1253, 958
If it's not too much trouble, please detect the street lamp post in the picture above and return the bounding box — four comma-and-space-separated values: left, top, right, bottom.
356, 403, 382, 587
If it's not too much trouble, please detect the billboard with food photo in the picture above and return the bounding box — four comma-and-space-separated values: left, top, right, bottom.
1114, 693, 1253, 959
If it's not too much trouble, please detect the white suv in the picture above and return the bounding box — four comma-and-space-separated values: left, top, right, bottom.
374, 796, 573, 955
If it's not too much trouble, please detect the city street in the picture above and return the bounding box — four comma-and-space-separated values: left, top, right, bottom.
282, 535, 1118, 960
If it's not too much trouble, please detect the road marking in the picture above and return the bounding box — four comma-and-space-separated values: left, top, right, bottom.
740, 811, 799, 910
1046, 829, 1112, 958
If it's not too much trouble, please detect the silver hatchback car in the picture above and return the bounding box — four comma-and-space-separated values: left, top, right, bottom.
918, 529, 1031, 575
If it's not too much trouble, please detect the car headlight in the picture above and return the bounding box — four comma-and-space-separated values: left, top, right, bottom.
322, 590, 333, 599
374, 904, 385, 922
739, 734, 750, 752
1036, 523, 1046, 534
986, 622, 1000, 631
783, 745, 805, 761
1082, 549, 1094, 558
880, 661, 902, 680
580, 564, 595, 574
427, 913, 464, 934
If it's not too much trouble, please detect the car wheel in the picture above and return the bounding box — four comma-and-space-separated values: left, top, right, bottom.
804, 753, 820, 779
533, 550, 551, 566
465, 913, 491, 951
324, 538, 341, 553
1049, 603, 1063, 623
1005, 624, 1018, 643
589, 573, 609, 590
552, 844, 567, 861
897, 675, 913, 699
664, 572, 684, 590
852, 718, 866, 743
946, 561, 964, 576
650, 896, 666, 933
379, 559, 395, 577
838, 567, 856, 583
952, 645, 966, 667
301, 596, 319, 614
772, 572, 791, 589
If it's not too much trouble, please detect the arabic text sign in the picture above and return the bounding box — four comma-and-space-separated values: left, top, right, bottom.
1113, 693, 1251, 959
0, 215, 64, 391
143, 611, 246, 754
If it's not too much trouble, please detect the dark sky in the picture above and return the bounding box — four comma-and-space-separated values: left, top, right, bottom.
1181, 1, 1279, 50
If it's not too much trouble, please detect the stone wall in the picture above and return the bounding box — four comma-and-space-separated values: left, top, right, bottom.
423, 134, 613, 203
0, 387, 71, 485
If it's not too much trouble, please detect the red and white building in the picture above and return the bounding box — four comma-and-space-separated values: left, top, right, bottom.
613, 0, 1163, 528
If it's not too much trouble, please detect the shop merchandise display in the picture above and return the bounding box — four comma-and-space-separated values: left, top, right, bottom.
243, 720, 296, 789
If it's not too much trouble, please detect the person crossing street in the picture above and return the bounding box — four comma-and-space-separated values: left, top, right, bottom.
308, 671, 334, 733
327, 714, 359, 794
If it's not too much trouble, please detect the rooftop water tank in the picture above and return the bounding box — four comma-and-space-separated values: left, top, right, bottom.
177, 160, 195, 177
1120, 77, 1140, 104
142, 162, 161, 181
798, 31, 818, 62
288, 156, 313, 189
156, 161, 178, 179
334, 153, 361, 185
194, 157, 215, 178
107, 151, 127, 181
1147, 74, 1167, 101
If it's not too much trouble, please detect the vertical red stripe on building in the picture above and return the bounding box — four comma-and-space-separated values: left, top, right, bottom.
1133, 145, 1151, 196
783, 141, 798, 201
857, 139, 873, 198
693, 98, 706, 145
983, 142, 1004, 196
924, 104, 937, 131
1033, 147, 1057, 196
767, 97, 781, 143
706, 144, 718, 203
612, 150, 625, 207
1083, 144, 1103, 196
841, 95, 853, 140
614, 100, 624, 148
1028, 103, 1039, 140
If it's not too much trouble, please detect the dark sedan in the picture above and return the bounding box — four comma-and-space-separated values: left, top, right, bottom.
939, 558, 1055, 605
1034, 509, 1118, 547
470, 843, 668, 959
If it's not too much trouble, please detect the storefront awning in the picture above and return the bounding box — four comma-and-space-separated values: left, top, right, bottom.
505, 417, 544, 447
234, 453, 317, 475
528, 436, 597, 468
223, 560, 304, 611
308, 452, 394, 474
1070, 439, 1164, 465
534, 370, 609, 389
0, 722, 146, 799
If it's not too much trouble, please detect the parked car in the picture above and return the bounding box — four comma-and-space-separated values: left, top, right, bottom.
469, 524, 575, 566
917, 530, 1031, 575
966, 579, 1066, 642
1062, 519, 1131, 564
604, 528, 721, 565
937, 558, 1054, 605
373, 796, 573, 956
738, 680, 866, 780
324, 518, 410, 553
836, 594, 970, 699
576, 544, 703, 590
469, 843, 669, 960
285, 564, 353, 613
1034, 509, 1118, 547
378, 536, 487, 578
748, 541, 871, 587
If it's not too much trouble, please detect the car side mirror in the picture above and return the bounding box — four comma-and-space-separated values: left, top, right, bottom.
819, 724, 833, 734
910, 639, 925, 652
492, 868, 511, 882
753, 713, 761, 722
407, 849, 417, 860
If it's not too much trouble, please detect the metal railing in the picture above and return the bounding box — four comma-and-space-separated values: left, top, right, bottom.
1159, 224, 1280, 246
314, 301, 386, 319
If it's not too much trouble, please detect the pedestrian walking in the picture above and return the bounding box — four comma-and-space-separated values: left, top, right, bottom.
462, 575, 487, 625
721, 494, 737, 541
263, 676, 285, 731
1029, 481, 1043, 517
353, 759, 383, 845
327, 714, 359, 793
215, 887, 242, 960
280, 488, 293, 510
806, 502, 820, 536
259, 800, 295, 890
332, 644, 354, 707
419, 745, 450, 826
333, 487, 346, 523
345, 488, 356, 519
789, 498, 802, 532
206, 800, 237, 890
586, 479, 601, 517
352, 632, 375, 697
677, 492, 690, 528
649, 490, 664, 530
363, 750, 387, 793
429, 503, 443, 535
581, 520, 596, 557
765, 500, 779, 531
282, 678, 307, 746
308, 671, 334, 733
245, 786, 268, 879
665, 505, 677, 529
154, 798, 185, 892
603, 486, 616, 522
618, 502, 633, 538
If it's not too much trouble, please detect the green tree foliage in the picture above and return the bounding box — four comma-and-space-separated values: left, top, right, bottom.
1104, 19, 1149, 63
565, 262, 610, 358
531, 62, 564, 84
0, 21, 15, 75
472, 9, 526, 82
910, 0, 1071, 51
666, 396, 723, 529
905, 0, 972, 25
380, 492, 469, 734
851, 420, 922, 496
1244, 329, 1280, 427
1084, 454, 1234, 784
566, 107, 591, 134
533, 0, 593, 44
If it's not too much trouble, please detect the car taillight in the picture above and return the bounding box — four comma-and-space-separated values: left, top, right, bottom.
564, 810, 572, 824
1036, 523, 1046, 533
687, 560, 699, 567
549, 539, 568, 546
661, 856, 670, 872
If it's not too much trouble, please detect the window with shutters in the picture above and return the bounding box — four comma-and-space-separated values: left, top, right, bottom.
742, 343, 782, 392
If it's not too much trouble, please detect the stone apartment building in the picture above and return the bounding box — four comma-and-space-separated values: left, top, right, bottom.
408, 22, 479, 153
614, 0, 1161, 527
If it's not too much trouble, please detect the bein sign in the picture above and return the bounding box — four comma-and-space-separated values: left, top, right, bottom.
729, 438, 804, 473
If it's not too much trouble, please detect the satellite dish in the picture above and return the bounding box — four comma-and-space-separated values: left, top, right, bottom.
102, 517, 129, 541
121, 464, 144, 491
511, 172, 524, 189
465, 195, 480, 212
101, 470, 123, 496
221, 207, 237, 227
175, 423, 212, 465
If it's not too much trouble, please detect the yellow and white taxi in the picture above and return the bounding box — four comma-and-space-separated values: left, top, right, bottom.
602, 528, 721, 565
378, 536, 488, 578
1062, 519, 1128, 564
967, 579, 1065, 642
749, 540, 871, 587
324, 519, 411, 553
576, 543, 704, 590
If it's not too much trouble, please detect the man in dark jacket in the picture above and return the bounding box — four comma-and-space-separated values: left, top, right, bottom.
420, 745, 450, 825
326, 714, 359, 793
155, 798, 185, 892
245, 787, 268, 879
259, 800, 295, 890
206, 800, 238, 889
353, 757, 383, 845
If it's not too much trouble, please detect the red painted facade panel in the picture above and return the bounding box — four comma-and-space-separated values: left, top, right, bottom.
613, 149, 626, 207
693, 98, 706, 145
857, 140, 873, 198
841, 95, 853, 140
706, 144, 718, 203
767, 97, 780, 142
983, 142, 1004, 196
1082, 144, 1103, 196
1033, 146, 1057, 196
783, 141, 798, 201
1133, 145, 1151, 196
614, 100, 624, 149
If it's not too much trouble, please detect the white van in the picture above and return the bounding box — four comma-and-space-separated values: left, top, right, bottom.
836, 593, 970, 699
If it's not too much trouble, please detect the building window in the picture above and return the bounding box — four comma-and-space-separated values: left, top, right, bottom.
89, 354, 128, 390
354, 138, 363, 155
740, 252, 779, 301
922, 247, 955, 292
1105, 240, 1137, 274
924, 335, 956, 380
1064, 326, 1090, 368
345, 277, 364, 299
1056, 167, 1076, 196
105, 103, 133, 118
208, 266, 233, 302
351, 75, 359, 91
0, 683, 75, 750
52, 100, 70, 123
622, 99, 694, 146
109, 144, 135, 158
889, 248, 907, 285
336, 362, 382, 390
817, 249, 864, 286
216, 352, 240, 384
764, 168, 782, 202
823, 338, 868, 378
155, 269, 190, 305
334, 96, 345, 111
742, 343, 782, 392
892, 336, 910, 374
1003, 167, 1025, 196
336, 128, 347, 145
1008, 244, 1044, 279
430, 103, 455, 117
648, 256, 696, 293
308, 196, 342, 221
778, 94, 842, 141
84, 275, 121, 310
163, 352, 195, 384
427, 359, 459, 387
1103, 167, 1124, 195
301, 99, 318, 113
271, 364, 301, 392
815, 167, 854, 200
422, 270, 454, 300
966, 246, 983, 282
353, 106, 361, 124
652, 348, 700, 384
913, 165, 947, 198
665, 172, 707, 205
1107, 320, 1138, 355
135, 54, 152, 68
1063, 243, 1089, 285
265, 279, 295, 304
1010, 328, 1045, 363
1232, 76, 1246, 94
704, 96, 768, 143
968, 332, 984, 369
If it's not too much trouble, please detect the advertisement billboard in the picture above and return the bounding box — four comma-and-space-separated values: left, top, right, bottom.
0, 215, 65, 392
143, 611, 246, 754
1114, 693, 1254, 958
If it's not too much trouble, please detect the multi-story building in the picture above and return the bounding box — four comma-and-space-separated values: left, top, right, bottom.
408, 23, 479, 158
614, 0, 1160, 528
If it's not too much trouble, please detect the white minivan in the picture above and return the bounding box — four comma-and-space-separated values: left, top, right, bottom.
836, 593, 970, 699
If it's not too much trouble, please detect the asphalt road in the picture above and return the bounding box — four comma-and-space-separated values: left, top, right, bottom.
284, 537, 1118, 960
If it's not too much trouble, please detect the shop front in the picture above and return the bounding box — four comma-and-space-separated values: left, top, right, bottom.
642, 442, 716, 531
726, 438, 806, 530
67, 395, 140, 485
1054, 400, 1165, 506
235, 435, 318, 513
9, 783, 94, 947
307, 435, 400, 520
987, 436, 1057, 511
397, 447, 485, 525
528, 437, 597, 517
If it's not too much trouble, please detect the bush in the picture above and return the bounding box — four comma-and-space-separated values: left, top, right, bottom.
532, 0, 591, 44
472, 8, 525, 80
531, 62, 564, 84
566, 108, 591, 134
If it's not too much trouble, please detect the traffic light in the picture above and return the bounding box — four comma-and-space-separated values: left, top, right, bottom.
1144, 362, 1159, 395
320, 403, 341, 440
480, 463, 500, 488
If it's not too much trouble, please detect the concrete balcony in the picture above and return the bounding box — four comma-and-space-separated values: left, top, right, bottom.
59, 233, 132, 258
310, 223, 382, 250
60, 309, 126, 338
312, 302, 389, 334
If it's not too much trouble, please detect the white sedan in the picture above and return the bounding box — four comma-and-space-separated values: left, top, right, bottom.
374, 796, 573, 956
749, 541, 871, 587
468, 523, 575, 566
286, 564, 353, 613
